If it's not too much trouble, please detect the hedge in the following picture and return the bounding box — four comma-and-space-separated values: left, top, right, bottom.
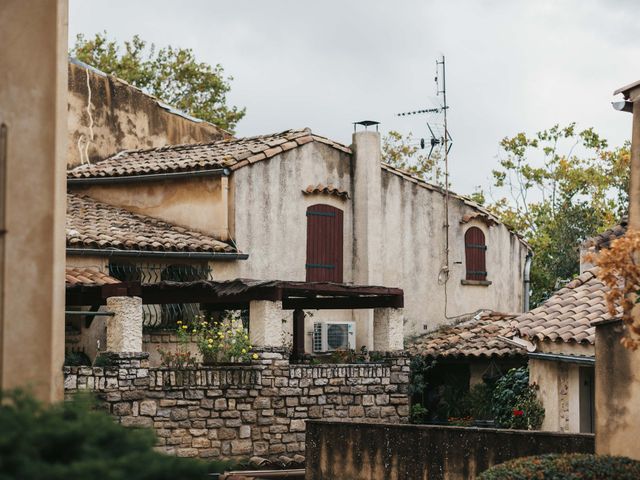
479, 453, 640, 480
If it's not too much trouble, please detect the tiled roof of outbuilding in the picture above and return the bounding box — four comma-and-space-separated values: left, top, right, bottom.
66, 193, 235, 253
581, 218, 628, 251
407, 311, 524, 359
65, 267, 121, 286
67, 128, 351, 179
514, 269, 616, 345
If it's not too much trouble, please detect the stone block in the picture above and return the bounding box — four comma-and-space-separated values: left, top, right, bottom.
120, 416, 153, 428
348, 406, 365, 417
176, 448, 199, 458
192, 437, 210, 448
231, 439, 253, 455
239, 425, 251, 439
218, 428, 237, 440
290, 419, 305, 432
112, 402, 132, 416
214, 398, 228, 410
170, 409, 189, 421
139, 400, 157, 416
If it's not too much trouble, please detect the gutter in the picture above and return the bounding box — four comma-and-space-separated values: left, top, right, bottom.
66, 248, 248, 261
528, 351, 595, 366
523, 251, 532, 312
67, 167, 231, 186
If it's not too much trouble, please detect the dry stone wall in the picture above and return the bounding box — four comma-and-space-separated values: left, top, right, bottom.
63, 349, 409, 460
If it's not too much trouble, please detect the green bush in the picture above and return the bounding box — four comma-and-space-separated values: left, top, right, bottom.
491, 366, 544, 429
479, 453, 640, 480
0, 390, 207, 480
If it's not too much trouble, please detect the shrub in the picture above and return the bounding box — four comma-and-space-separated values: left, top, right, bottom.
64, 351, 91, 366
491, 366, 544, 429
0, 390, 207, 480
479, 453, 640, 480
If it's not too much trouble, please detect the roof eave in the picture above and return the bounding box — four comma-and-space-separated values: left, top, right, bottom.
66, 247, 248, 261
67, 167, 231, 185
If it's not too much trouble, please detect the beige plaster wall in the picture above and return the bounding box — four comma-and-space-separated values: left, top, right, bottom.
380, 171, 529, 336
67, 61, 228, 167
595, 320, 640, 460
0, 0, 68, 402
530, 357, 587, 433
72, 176, 229, 240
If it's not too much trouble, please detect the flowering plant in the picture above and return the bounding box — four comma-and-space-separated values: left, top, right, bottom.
180, 312, 257, 363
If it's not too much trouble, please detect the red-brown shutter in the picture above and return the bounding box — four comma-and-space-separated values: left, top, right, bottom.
465, 227, 487, 281
306, 204, 343, 282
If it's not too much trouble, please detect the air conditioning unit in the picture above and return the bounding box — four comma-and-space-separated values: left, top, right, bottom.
312, 321, 356, 353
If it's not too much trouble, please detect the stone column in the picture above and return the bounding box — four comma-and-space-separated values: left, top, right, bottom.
249, 300, 285, 348
106, 296, 143, 353
373, 308, 404, 352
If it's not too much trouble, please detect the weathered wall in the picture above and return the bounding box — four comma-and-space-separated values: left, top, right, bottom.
0, 0, 67, 402
380, 170, 529, 335
67, 60, 229, 167
595, 320, 640, 460
71, 176, 229, 240
305, 421, 595, 480
64, 351, 410, 460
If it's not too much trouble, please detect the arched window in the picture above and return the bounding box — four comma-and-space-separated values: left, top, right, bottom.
464, 227, 487, 281
306, 204, 343, 282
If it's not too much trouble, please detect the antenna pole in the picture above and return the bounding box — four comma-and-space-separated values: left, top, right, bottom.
438, 55, 450, 273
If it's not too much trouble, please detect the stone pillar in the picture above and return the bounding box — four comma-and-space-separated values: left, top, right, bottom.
106, 296, 143, 353
373, 308, 404, 352
0, 0, 68, 402
249, 300, 285, 347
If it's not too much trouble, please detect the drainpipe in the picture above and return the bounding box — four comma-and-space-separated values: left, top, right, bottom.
523, 251, 532, 312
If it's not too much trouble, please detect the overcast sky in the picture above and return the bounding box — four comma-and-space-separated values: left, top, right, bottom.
69, 0, 639, 196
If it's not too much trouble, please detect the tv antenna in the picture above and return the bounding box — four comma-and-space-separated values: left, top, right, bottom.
396, 55, 452, 280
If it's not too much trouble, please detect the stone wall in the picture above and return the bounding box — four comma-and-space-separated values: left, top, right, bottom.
63, 350, 409, 460
305, 421, 595, 480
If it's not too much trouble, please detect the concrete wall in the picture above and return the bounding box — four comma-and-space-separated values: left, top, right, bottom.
0, 0, 68, 402
67, 60, 229, 167
595, 320, 640, 460
305, 421, 595, 480
64, 351, 410, 460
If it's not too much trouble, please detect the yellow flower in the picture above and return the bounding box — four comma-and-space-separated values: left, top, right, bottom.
177, 320, 182, 325
208, 338, 213, 344
192, 329, 196, 334
241, 348, 247, 354
208, 344, 213, 349
244, 335, 249, 340
249, 345, 253, 349
181, 325, 187, 330
252, 353, 258, 360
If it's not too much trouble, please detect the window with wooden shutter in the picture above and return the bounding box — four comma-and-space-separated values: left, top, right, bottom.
465, 227, 487, 281
306, 204, 343, 282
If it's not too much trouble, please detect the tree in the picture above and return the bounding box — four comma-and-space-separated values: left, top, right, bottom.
70, 32, 245, 133
482, 123, 630, 306
382, 131, 444, 186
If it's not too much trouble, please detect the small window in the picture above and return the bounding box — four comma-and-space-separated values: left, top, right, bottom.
465, 227, 487, 281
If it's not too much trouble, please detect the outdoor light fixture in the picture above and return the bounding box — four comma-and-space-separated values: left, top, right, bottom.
612, 99, 633, 113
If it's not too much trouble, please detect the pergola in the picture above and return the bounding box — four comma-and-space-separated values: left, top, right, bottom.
66, 278, 404, 356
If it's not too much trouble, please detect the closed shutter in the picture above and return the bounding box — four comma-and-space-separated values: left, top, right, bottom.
465, 227, 487, 281
306, 204, 343, 282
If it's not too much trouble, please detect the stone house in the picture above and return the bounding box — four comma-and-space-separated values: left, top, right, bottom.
65, 123, 530, 361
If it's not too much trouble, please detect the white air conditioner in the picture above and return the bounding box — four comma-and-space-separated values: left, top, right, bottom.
312, 321, 356, 353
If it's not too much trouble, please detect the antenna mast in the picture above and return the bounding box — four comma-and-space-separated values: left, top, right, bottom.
437, 55, 450, 276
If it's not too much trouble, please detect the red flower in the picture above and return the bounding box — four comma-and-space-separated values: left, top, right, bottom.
513, 409, 524, 417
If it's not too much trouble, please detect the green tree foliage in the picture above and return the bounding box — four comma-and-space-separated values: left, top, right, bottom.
491, 366, 544, 430
482, 123, 630, 306
0, 390, 207, 480
479, 454, 640, 480
382, 131, 444, 186
70, 32, 246, 133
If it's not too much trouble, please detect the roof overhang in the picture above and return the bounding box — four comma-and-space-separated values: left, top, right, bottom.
67, 167, 231, 186
528, 351, 595, 366
66, 248, 247, 261
66, 278, 404, 310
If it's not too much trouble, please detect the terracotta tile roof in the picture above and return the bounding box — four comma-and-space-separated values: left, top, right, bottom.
514, 269, 617, 345
65, 267, 120, 286
581, 218, 628, 251
67, 128, 351, 179
66, 193, 235, 253
302, 184, 349, 199
407, 311, 524, 359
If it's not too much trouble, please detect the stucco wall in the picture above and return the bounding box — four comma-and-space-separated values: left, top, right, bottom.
595, 320, 640, 459
380, 170, 528, 336
1, 0, 67, 402
72, 176, 229, 240
67, 61, 228, 167
305, 421, 594, 480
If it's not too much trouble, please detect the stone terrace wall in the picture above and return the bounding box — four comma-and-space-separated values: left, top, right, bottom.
63, 350, 409, 460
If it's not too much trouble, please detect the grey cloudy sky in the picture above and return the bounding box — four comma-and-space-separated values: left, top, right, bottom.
69, 0, 639, 195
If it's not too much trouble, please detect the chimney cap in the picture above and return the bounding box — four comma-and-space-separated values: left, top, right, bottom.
353, 120, 380, 132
